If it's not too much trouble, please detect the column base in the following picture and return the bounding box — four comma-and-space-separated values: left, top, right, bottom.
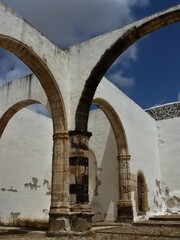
48, 212, 70, 235
69, 204, 94, 232
48, 208, 94, 236
117, 201, 133, 223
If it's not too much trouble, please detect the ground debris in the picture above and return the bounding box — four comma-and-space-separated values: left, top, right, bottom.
1, 225, 180, 239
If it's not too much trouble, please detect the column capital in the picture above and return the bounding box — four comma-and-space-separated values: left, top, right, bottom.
53, 131, 69, 140
117, 200, 133, 207
69, 130, 92, 138
117, 154, 131, 161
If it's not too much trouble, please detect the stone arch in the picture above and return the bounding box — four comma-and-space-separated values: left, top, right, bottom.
0, 36, 67, 133
0, 17, 69, 228
0, 100, 44, 138
0, 37, 70, 226
92, 98, 133, 222
136, 170, 148, 215
76, 5, 180, 131
93, 98, 128, 155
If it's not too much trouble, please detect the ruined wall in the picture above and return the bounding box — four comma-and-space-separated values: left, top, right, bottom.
157, 117, 180, 213
0, 108, 53, 224
0, 79, 165, 224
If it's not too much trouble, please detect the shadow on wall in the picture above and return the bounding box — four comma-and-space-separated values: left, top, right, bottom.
89, 128, 119, 222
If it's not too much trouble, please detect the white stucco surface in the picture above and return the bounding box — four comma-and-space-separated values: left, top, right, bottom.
94, 78, 162, 219
0, 83, 179, 222
0, 1, 180, 226
0, 75, 48, 116
157, 117, 180, 198
0, 108, 53, 223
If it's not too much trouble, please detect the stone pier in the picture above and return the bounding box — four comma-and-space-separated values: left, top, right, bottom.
117, 155, 133, 222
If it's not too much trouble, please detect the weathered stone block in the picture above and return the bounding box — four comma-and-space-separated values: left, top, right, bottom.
70, 215, 92, 232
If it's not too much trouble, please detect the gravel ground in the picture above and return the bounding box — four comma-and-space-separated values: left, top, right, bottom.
1, 225, 180, 240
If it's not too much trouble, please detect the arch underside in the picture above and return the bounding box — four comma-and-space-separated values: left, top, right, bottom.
76, 6, 180, 131
0, 36, 67, 133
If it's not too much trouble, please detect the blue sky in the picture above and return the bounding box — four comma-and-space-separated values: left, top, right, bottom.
106, 0, 180, 108
1, 0, 180, 110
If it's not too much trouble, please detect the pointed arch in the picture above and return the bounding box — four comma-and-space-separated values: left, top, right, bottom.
76, 5, 180, 131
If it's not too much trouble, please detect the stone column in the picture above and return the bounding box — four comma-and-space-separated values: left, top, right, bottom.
69, 130, 94, 232
49, 131, 70, 233
117, 155, 133, 222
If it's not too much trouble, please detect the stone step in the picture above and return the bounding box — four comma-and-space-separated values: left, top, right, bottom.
149, 214, 180, 221
133, 220, 180, 228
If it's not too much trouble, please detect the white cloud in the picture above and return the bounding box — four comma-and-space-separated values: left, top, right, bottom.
2, 0, 150, 47
178, 92, 180, 101
106, 44, 138, 90
110, 45, 138, 71
0, 0, 149, 87
107, 70, 135, 89
0, 49, 31, 85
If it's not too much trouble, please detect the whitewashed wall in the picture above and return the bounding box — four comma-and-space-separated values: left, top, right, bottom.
94, 78, 162, 220
0, 108, 53, 223
0, 82, 163, 223
157, 117, 180, 212
0, 81, 165, 224
0, 75, 48, 117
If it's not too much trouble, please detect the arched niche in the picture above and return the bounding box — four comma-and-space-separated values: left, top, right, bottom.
136, 170, 149, 215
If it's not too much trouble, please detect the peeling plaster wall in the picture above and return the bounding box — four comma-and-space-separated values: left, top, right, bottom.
157, 117, 180, 212
0, 79, 164, 224
0, 108, 52, 223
